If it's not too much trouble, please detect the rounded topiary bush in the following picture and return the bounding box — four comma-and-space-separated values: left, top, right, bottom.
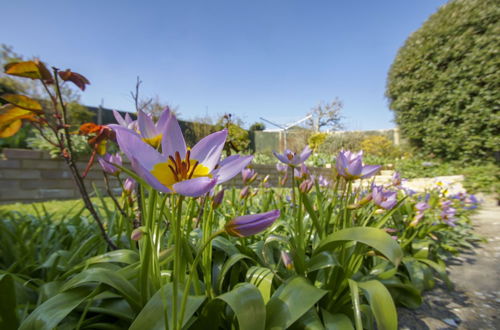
386, 0, 500, 162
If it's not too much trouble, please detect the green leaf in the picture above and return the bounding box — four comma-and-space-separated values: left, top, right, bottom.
290, 308, 324, 329
347, 279, 362, 330
216, 253, 252, 292
246, 266, 274, 304
307, 251, 339, 273
217, 283, 266, 330
266, 277, 327, 330
358, 280, 398, 330
66, 249, 139, 276
322, 310, 354, 330
19, 287, 91, 330
315, 227, 403, 266
0, 274, 18, 329
61, 267, 141, 311
129, 283, 205, 330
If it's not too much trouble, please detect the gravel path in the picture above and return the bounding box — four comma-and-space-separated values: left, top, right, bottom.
399, 198, 500, 330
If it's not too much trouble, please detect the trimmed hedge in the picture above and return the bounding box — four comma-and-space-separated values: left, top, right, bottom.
386, 0, 500, 162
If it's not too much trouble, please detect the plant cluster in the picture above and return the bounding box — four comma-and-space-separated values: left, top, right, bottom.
0, 61, 482, 330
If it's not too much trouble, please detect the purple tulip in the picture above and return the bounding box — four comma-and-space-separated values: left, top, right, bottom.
294, 163, 310, 180
317, 175, 330, 188
276, 163, 288, 173
112, 108, 253, 197
123, 177, 136, 194
441, 207, 457, 226
241, 168, 258, 185
111, 108, 170, 148
98, 153, 122, 175
113, 110, 137, 130
240, 186, 251, 199
280, 251, 294, 270
391, 172, 405, 188
273, 146, 312, 167
212, 189, 225, 208
225, 210, 280, 237
415, 201, 430, 212
372, 185, 398, 210
299, 179, 314, 193
336, 150, 380, 180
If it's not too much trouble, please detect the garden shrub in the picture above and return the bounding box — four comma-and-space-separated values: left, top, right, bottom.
386, 0, 500, 162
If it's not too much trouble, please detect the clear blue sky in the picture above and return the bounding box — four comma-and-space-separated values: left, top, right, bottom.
1, 0, 447, 130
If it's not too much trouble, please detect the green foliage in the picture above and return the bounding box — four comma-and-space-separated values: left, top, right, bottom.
360, 135, 402, 158
0, 125, 34, 149
26, 128, 91, 158
386, 0, 500, 162
462, 163, 500, 194
308, 132, 328, 151
249, 122, 265, 131
216, 113, 250, 155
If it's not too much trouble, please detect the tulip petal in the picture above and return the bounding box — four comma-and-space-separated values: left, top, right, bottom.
361, 165, 381, 179
226, 210, 280, 237
130, 156, 170, 193
138, 110, 158, 139
113, 110, 128, 127
191, 129, 227, 171
273, 151, 290, 165
213, 155, 253, 183
162, 113, 186, 158
173, 176, 217, 197
296, 145, 312, 164
156, 107, 170, 130
114, 126, 164, 170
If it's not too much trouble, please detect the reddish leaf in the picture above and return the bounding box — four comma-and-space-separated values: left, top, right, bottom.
34, 59, 54, 83
79, 122, 102, 135
58, 69, 90, 91
4, 61, 41, 79
0, 94, 43, 112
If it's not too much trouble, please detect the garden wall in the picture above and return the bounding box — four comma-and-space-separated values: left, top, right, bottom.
0, 148, 333, 204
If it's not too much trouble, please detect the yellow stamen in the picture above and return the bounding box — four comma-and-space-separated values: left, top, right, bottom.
151, 150, 211, 190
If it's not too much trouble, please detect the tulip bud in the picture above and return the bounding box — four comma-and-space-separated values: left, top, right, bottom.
280, 251, 294, 270
212, 189, 225, 208
131, 227, 146, 241
240, 186, 250, 199
225, 210, 280, 237
299, 179, 314, 193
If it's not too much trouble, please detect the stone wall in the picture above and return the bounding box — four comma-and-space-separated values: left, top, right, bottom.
0, 148, 334, 204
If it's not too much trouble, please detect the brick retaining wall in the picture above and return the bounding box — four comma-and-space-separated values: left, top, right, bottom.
0, 148, 333, 204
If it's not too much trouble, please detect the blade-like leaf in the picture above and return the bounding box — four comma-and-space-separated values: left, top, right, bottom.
266, 276, 327, 330
307, 251, 339, 273
19, 287, 91, 330
61, 267, 141, 311
0, 274, 18, 329
358, 280, 398, 330
322, 310, 354, 330
246, 266, 274, 303
347, 279, 362, 330
217, 283, 266, 330
129, 283, 205, 330
315, 227, 403, 266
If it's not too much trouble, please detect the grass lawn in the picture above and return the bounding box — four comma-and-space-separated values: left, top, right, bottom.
0, 197, 114, 219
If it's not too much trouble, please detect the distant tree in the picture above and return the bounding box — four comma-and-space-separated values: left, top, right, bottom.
216, 113, 250, 156
249, 122, 265, 131
386, 0, 499, 162
307, 99, 343, 132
